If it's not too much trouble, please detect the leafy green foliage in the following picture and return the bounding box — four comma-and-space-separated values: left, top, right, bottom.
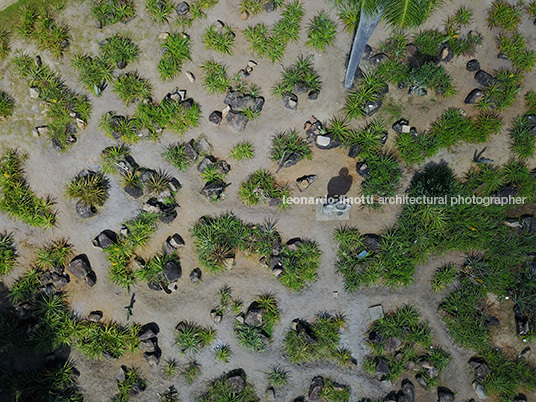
72, 54, 113, 96
271, 129, 311, 164
241, 0, 283, 15
238, 170, 290, 209
65, 171, 109, 208
0, 28, 10, 60
278, 240, 321, 292
0, 91, 15, 119
273, 55, 321, 98
345, 73, 384, 119
181, 360, 201, 384
306, 11, 337, 52
0, 233, 16, 276
284, 312, 350, 365
0, 150, 57, 228
158, 33, 191, 80
91, 0, 136, 27
176, 0, 219, 27
487, 0, 522, 32
365, 306, 448, 383
230, 141, 255, 161
345, 119, 386, 157
101, 35, 140, 67
430, 263, 458, 292
201, 60, 230, 93
361, 151, 402, 198
113, 72, 152, 105
266, 365, 289, 387
175, 321, 216, 354
203, 24, 235, 55
477, 69, 522, 112
18, 7, 69, 57
164, 143, 193, 171
215, 344, 232, 363
200, 370, 258, 402
244, 1, 304, 62
497, 33, 536, 72
134, 95, 200, 138
12, 53, 91, 150
146, 0, 174, 23
113, 367, 146, 402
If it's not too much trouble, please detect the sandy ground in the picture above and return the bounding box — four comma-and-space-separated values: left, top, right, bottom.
0, 0, 535, 401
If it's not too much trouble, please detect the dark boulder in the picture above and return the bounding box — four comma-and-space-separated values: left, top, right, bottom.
190, 268, 202, 284
93, 230, 117, 249
124, 184, 143, 198
348, 144, 361, 158
466, 59, 480, 71
65, 255, 96, 287
283, 93, 298, 110
364, 98, 382, 116
76, 201, 97, 218
464, 89, 483, 104
200, 181, 226, 201
474, 70, 496, 87
176, 1, 189, 15
226, 111, 248, 132
209, 110, 222, 125
163, 258, 181, 283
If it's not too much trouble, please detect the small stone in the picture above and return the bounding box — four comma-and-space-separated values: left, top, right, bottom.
209, 110, 222, 125
283, 93, 298, 110
88, 310, 103, 322
241, 10, 249, 20
143, 352, 161, 366
308, 91, 319, 100
176, 1, 189, 15
158, 32, 170, 40
272, 268, 283, 277
185, 71, 195, 82
222, 105, 231, 118
264, 1, 275, 12
401, 124, 411, 133
247, 60, 257, 68
76, 118, 87, 130
473, 382, 488, 400
265, 387, 275, 401
29, 87, 39, 98
316, 135, 331, 147
190, 268, 202, 284
466, 59, 480, 72
368, 304, 384, 321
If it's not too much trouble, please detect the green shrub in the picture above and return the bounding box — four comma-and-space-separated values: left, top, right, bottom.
306, 11, 337, 52
101, 35, 140, 67
0, 150, 57, 228
430, 263, 457, 292
235, 293, 279, 353
18, 7, 69, 57
278, 240, 320, 292
12, 53, 91, 150
244, 1, 304, 62
0, 91, 15, 119
361, 151, 402, 198
134, 95, 200, 138
164, 143, 193, 171
0, 28, 10, 60
241, 0, 283, 15
266, 365, 289, 387
487, 0, 521, 32
477, 69, 522, 112
65, 171, 109, 209
271, 129, 311, 164
201, 60, 230, 93
113, 73, 152, 104
344, 119, 386, 157
91, 0, 136, 27
181, 360, 201, 384
146, 0, 174, 23
176, 0, 219, 27
113, 366, 146, 401
215, 344, 232, 363
273, 55, 321, 98
175, 321, 216, 354
497, 33, 536, 72
510, 115, 535, 158
345, 73, 384, 119
284, 312, 350, 365
0, 233, 16, 276
72, 54, 113, 96
200, 370, 258, 402
203, 24, 235, 55
158, 33, 191, 80
318, 378, 351, 402
230, 141, 255, 161
238, 170, 290, 209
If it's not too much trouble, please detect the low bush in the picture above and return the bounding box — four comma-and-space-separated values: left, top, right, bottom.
91, 0, 136, 27
477, 69, 522, 112
273, 55, 321, 98
284, 312, 352, 366
176, 0, 219, 27
230, 141, 255, 161
487, 0, 522, 32
241, 0, 283, 16
0, 28, 10, 60
361, 151, 402, 198
235, 293, 279, 353
146, 0, 174, 23
0, 150, 57, 228
0, 91, 15, 119
164, 143, 193, 171
113, 366, 146, 401
72, 54, 113, 96
65, 171, 109, 209
18, 7, 69, 57
201, 60, 230, 93
203, 24, 235, 55
271, 129, 311, 165
0, 233, 16, 276
278, 240, 321, 292
306, 11, 337, 52
158, 33, 191, 80
113, 73, 152, 105
430, 263, 458, 292
238, 170, 290, 209
175, 321, 216, 354
200, 369, 258, 401
101, 35, 140, 68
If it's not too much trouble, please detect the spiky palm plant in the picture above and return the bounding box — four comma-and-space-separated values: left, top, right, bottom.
158, 33, 191, 80
201, 60, 230, 94
203, 25, 235, 55
0, 28, 10, 60
164, 143, 192, 171
230, 141, 255, 161
101, 35, 140, 68
66, 171, 109, 207
0, 91, 15, 119
146, 0, 174, 23
306, 11, 337, 52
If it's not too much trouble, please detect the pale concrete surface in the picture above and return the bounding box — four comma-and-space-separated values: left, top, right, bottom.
0, 0, 18, 11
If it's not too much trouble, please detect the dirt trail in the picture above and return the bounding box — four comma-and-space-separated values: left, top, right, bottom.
0, 0, 535, 401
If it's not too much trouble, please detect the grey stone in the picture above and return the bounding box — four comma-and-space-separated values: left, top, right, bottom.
465, 89, 484, 104
209, 110, 222, 125
284, 93, 298, 110
368, 304, 384, 321
226, 376, 245, 393
197, 156, 215, 172
176, 2, 189, 15
364, 98, 382, 116
401, 380, 415, 402
474, 70, 496, 87
76, 201, 97, 218
376, 359, 390, 374
184, 141, 198, 163
226, 111, 248, 132
124, 184, 143, 198
93, 230, 117, 249
466, 59, 480, 72
88, 310, 103, 322
66, 255, 95, 286
438, 388, 455, 402
190, 268, 202, 284
163, 259, 181, 283
309, 376, 324, 401
195, 137, 211, 155
143, 351, 161, 366
264, 1, 275, 12
473, 383, 488, 400
201, 181, 226, 201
